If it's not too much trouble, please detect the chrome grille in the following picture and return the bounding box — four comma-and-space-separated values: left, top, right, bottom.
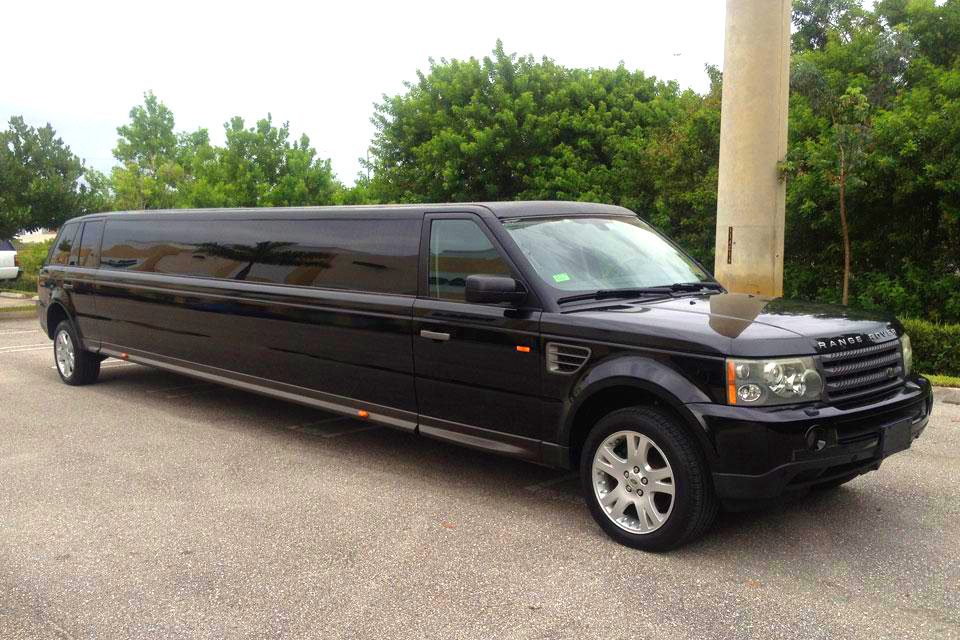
820, 340, 904, 403
546, 342, 591, 374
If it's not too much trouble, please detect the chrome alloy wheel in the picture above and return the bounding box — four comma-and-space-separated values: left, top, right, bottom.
55, 328, 76, 379
592, 430, 675, 534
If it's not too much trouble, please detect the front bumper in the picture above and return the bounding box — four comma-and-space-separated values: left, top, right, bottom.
688, 377, 932, 505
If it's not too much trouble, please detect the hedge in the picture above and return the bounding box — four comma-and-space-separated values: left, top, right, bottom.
5, 239, 51, 293
901, 318, 960, 378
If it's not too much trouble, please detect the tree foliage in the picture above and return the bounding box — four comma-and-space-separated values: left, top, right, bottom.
111, 92, 341, 210
786, 0, 960, 321
367, 41, 721, 266
0, 116, 108, 239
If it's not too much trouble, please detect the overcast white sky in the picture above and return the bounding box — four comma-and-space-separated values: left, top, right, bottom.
1, 0, 726, 184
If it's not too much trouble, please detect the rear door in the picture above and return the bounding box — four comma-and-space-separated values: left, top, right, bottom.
72, 219, 104, 345
40, 222, 81, 330
412, 213, 543, 460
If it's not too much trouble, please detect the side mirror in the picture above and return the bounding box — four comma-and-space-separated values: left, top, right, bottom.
465, 275, 527, 306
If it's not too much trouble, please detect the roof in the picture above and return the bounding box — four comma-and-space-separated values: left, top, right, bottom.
68, 201, 635, 223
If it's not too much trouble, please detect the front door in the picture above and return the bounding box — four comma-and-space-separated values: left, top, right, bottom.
412, 214, 542, 461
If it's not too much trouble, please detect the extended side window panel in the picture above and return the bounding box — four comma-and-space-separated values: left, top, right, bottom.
100, 217, 420, 295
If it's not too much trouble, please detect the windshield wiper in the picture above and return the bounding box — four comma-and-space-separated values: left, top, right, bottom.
557, 287, 675, 305
669, 281, 725, 293
557, 282, 724, 305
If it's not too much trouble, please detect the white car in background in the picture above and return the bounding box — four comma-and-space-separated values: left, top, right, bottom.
0, 239, 20, 280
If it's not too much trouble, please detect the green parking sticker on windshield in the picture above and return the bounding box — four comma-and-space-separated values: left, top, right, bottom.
552, 272, 571, 283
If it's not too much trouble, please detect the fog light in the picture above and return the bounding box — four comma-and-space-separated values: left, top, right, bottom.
805, 426, 826, 451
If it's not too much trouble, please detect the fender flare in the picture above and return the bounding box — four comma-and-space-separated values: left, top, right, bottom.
559, 355, 718, 464
44, 295, 75, 338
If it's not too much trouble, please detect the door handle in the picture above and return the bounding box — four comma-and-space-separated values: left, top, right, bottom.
62, 283, 75, 290
419, 329, 450, 342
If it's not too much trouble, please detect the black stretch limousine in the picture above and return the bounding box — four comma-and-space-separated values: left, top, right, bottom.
38, 202, 932, 550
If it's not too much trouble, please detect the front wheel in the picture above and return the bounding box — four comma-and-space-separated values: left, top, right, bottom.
53, 320, 101, 386
580, 406, 718, 551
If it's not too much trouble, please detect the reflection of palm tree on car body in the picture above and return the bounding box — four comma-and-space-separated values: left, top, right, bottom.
195, 241, 334, 282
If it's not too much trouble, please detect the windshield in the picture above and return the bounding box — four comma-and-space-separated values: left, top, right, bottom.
502, 216, 711, 294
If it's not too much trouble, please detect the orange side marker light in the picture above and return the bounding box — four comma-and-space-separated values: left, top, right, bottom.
726, 360, 737, 405
515, 345, 531, 353
357, 409, 369, 419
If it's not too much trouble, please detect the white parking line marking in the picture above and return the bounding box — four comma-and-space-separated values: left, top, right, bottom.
0, 329, 42, 335
0, 342, 48, 352
50, 359, 134, 370
0, 345, 49, 354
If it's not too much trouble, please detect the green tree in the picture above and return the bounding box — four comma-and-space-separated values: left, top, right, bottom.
200, 115, 339, 207
0, 116, 108, 239
368, 41, 684, 206
111, 91, 184, 209
110, 94, 341, 210
792, 0, 867, 51
785, 0, 960, 320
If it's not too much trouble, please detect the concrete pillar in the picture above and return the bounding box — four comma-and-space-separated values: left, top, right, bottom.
714, 0, 791, 297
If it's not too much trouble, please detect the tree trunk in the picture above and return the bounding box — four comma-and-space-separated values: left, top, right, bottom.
838, 146, 851, 305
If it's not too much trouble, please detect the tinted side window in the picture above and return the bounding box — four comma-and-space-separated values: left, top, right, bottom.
50, 223, 80, 266
101, 217, 420, 295
78, 220, 104, 268
243, 219, 420, 295
428, 219, 512, 301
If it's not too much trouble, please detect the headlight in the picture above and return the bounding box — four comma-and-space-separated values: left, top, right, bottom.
901, 334, 913, 376
726, 356, 823, 406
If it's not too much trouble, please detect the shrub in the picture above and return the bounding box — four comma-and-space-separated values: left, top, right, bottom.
900, 318, 960, 377
5, 239, 52, 294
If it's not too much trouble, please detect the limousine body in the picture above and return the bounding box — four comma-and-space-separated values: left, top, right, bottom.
38, 202, 932, 550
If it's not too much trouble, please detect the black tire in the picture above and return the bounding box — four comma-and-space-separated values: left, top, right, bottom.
580, 406, 718, 551
53, 319, 101, 386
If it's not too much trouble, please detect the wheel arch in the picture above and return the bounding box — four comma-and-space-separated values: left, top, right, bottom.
45, 300, 72, 339
562, 357, 719, 470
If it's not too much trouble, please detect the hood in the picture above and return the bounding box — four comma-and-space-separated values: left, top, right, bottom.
554, 293, 901, 357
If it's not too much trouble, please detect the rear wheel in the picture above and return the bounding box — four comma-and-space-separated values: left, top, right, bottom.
580, 406, 717, 551
53, 320, 100, 386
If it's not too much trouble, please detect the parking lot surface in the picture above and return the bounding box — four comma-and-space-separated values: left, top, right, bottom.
1, 316, 958, 639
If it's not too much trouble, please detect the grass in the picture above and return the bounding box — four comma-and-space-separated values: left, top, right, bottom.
925, 373, 960, 388
0, 304, 36, 314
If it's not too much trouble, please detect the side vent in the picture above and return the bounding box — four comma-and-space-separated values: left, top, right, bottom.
546, 342, 591, 375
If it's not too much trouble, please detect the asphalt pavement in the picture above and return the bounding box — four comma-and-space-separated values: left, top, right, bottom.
1, 316, 957, 639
